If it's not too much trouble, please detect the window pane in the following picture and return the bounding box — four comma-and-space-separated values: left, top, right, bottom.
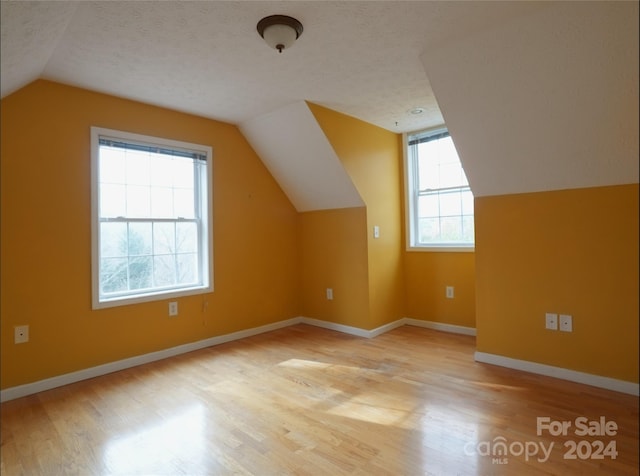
126, 186, 151, 217
126, 150, 150, 186
154, 255, 176, 287
100, 148, 126, 184
128, 222, 152, 256
408, 129, 474, 247
176, 253, 198, 285
439, 162, 464, 188
150, 157, 174, 187
174, 188, 195, 218
441, 216, 462, 242
100, 184, 126, 217
100, 257, 128, 294
439, 190, 462, 216
101, 222, 127, 258
151, 187, 174, 218
129, 256, 153, 290
173, 159, 194, 188
462, 215, 475, 243
93, 127, 212, 306
176, 222, 197, 253
418, 154, 440, 190
418, 194, 439, 218
462, 190, 474, 215
419, 217, 440, 243
153, 222, 175, 254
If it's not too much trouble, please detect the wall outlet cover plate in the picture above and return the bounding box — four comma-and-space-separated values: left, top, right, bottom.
559, 314, 572, 332
545, 313, 558, 330
14, 325, 29, 344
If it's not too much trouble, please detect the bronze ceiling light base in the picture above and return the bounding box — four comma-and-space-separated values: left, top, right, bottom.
257, 15, 304, 53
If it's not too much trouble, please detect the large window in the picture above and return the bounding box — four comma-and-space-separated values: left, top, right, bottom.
405, 128, 474, 250
91, 127, 213, 308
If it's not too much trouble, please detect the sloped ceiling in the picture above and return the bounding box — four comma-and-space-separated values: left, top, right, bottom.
0, 2, 77, 95
240, 102, 364, 212
1, 1, 556, 133
1, 1, 637, 209
420, 1, 639, 197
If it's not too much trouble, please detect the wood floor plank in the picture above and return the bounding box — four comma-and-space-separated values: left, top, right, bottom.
1, 324, 637, 475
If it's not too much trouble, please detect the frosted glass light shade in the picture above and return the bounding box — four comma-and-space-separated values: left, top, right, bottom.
257, 15, 303, 53
262, 24, 298, 52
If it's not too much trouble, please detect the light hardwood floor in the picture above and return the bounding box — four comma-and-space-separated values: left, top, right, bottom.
1, 324, 638, 475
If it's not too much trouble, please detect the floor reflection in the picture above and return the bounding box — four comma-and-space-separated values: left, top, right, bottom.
103, 404, 205, 474
419, 406, 481, 474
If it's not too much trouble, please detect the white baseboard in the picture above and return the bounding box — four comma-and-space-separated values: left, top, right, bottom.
299, 316, 405, 338
404, 318, 477, 336
299, 317, 373, 338
299, 317, 476, 338
0, 317, 302, 403
5, 315, 633, 401
1, 316, 470, 402
475, 351, 639, 396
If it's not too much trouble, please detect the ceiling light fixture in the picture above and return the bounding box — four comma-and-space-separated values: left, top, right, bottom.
257, 15, 303, 53
409, 107, 425, 115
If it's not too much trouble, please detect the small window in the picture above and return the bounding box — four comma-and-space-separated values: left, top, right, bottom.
405, 128, 474, 250
91, 127, 213, 308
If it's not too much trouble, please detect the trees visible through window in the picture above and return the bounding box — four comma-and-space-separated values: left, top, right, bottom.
91, 127, 213, 308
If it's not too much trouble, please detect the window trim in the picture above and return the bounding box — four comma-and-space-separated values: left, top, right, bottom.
403, 127, 475, 253
90, 127, 214, 309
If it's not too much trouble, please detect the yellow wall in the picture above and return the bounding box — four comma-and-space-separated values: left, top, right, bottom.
400, 136, 476, 329
6, 80, 633, 392
404, 252, 476, 328
0, 80, 299, 389
297, 208, 370, 327
308, 104, 405, 329
475, 184, 639, 382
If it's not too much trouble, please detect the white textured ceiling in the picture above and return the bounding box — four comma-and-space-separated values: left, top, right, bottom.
421, 1, 639, 197
2, 1, 637, 206
1, 0, 548, 133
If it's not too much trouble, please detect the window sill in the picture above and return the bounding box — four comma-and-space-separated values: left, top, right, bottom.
93, 285, 212, 310
407, 245, 475, 253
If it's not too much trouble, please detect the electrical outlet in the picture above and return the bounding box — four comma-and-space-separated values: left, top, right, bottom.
446, 286, 454, 299
559, 314, 572, 332
14, 325, 29, 344
545, 313, 558, 330
168, 301, 178, 317
326, 288, 333, 300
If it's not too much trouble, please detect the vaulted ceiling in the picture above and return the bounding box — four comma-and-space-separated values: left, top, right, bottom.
421, 1, 639, 197
2, 1, 637, 207
1, 1, 553, 132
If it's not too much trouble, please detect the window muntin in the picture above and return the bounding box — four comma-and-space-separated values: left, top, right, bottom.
91, 128, 213, 308
406, 128, 474, 250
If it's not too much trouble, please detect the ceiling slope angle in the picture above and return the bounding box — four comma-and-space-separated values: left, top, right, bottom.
420, 1, 639, 198
240, 101, 364, 212
0, 1, 78, 98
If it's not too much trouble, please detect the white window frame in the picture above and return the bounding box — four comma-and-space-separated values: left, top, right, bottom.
404, 127, 475, 252
91, 127, 213, 309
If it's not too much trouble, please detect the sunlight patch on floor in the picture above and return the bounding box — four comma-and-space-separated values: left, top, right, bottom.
277, 358, 332, 370
327, 399, 413, 427
103, 404, 206, 474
